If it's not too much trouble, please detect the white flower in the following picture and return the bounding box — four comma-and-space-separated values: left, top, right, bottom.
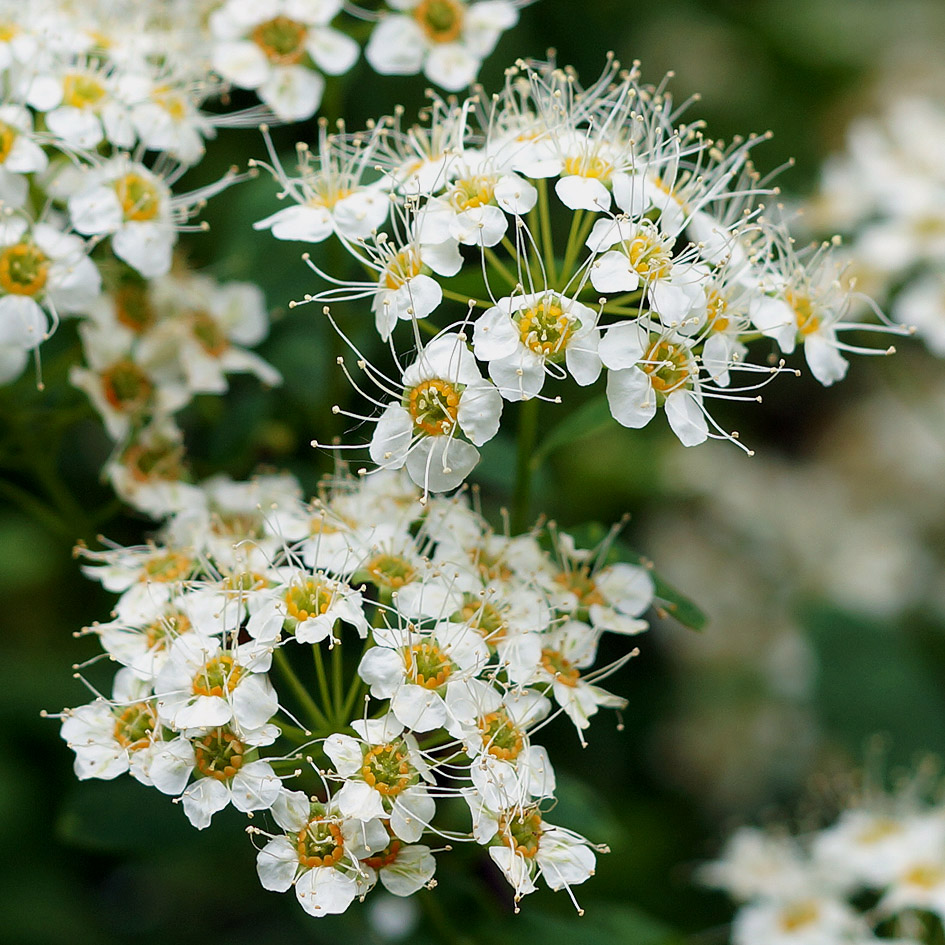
256, 790, 384, 916
323, 715, 436, 842
601, 323, 709, 446
365, 0, 519, 92
465, 795, 597, 902
369, 331, 503, 492
60, 669, 161, 785
210, 0, 359, 121
358, 619, 489, 732
150, 724, 282, 829
154, 636, 278, 732
473, 291, 602, 401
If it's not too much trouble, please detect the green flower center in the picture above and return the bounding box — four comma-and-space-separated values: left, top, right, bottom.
114, 281, 156, 333
190, 310, 227, 356
102, 359, 152, 412
193, 729, 244, 782
112, 701, 156, 750
498, 809, 543, 858
114, 172, 161, 222
191, 654, 243, 698
366, 554, 416, 590
361, 741, 416, 797
479, 709, 524, 760
297, 817, 345, 867
0, 242, 49, 297
413, 0, 465, 42
252, 16, 308, 64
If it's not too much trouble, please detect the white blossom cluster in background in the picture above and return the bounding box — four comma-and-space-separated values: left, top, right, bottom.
808, 97, 945, 356
703, 772, 945, 945
256, 56, 907, 493
0, 0, 287, 491
58, 468, 658, 915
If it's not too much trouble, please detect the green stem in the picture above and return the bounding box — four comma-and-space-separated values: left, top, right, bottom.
313, 642, 333, 718
559, 207, 586, 290
272, 648, 330, 730
536, 177, 556, 285
482, 246, 519, 290
331, 639, 344, 722
440, 288, 493, 309
272, 719, 313, 743
511, 397, 540, 533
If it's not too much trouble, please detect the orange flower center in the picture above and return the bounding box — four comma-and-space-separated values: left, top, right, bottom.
194, 729, 244, 782
540, 647, 580, 687
297, 818, 345, 868
191, 654, 243, 698
405, 641, 453, 689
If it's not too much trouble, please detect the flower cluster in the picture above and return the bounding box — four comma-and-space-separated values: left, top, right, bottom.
257, 56, 905, 493
808, 97, 945, 356
59, 467, 656, 915
703, 773, 945, 945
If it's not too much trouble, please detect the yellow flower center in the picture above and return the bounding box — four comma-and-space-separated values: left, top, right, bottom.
705, 288, 730, 333
625, 228, 673, 280
143, 611, 191, 650
554, 568, 604, 608
904, 863, 945, 890
642, 339, 691, 395
141, 551, 192, 583
405, 641, 453, 689
406, 377, 461, 436
363, 837, 403, 870
382, 248, 424, 290
453, 596, 508, 646
193, 729, 244, 781
517, 299, 576, 359
786, 290, 820, 337
251, 15, 308, 64
856, 816, 902, 845
450, 175, 496, 211
778, 901, 821, 934
413, 0, 465, 43
0, 120, 16, 163
114, 172, 161, 222
540, 647, 580, 687
189, 310, 228, 356
191, 654, 243, 698
284, 578, 334, 622
152, 84, 187, 121
0, 23, 18, 42
63, 73, 107, 109
366, 553, 416, 589
563, 153, 613, 182
0, 242, 49, 297
297, 817, 345, 868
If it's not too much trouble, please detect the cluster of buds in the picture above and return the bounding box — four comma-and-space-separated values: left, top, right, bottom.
58, 467, 659, 915
703, 771, 945, 945
257, 56, 907, 493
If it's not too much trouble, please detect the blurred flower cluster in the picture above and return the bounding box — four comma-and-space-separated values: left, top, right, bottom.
704, 766, 945, 945
60, 466, 657, 915
809, 97, 945, 356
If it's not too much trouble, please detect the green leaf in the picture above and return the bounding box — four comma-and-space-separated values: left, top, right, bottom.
531, 395, 615, 466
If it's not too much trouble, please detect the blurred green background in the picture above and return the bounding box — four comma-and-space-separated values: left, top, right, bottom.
5, 1, 945, 942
